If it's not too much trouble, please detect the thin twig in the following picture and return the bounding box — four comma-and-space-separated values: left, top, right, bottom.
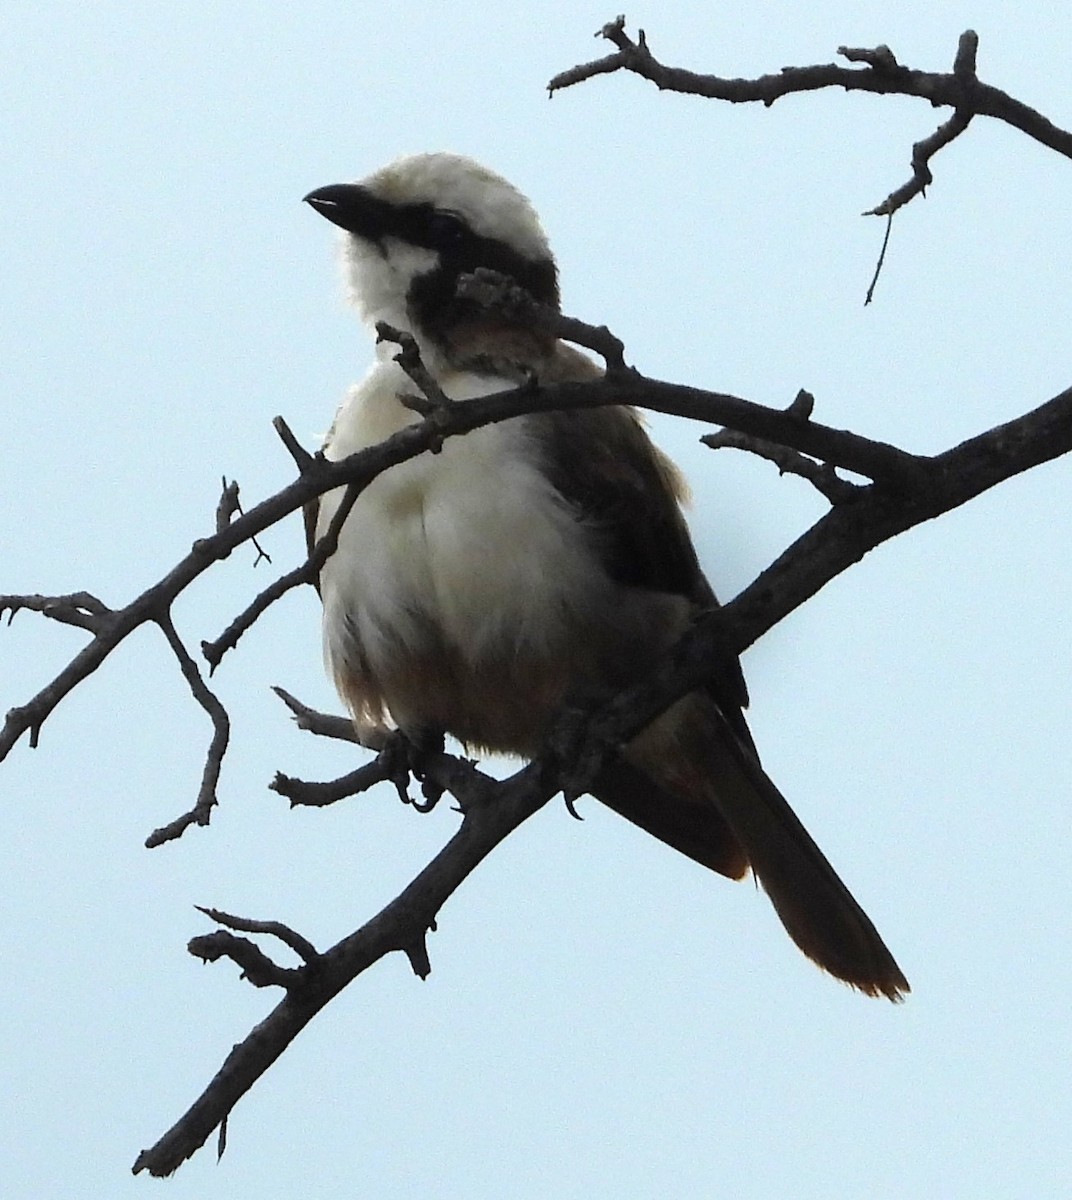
864, 108, 974, 218
702, 429, 863, 504
201, 473, 361, 672
377, 321, 455, 414
271, 685, 365, 744
147, 614, 230, 847
864, 213, 895, 305
195, 907, 320, 964
457, 269, 629, 373
272, 416, 316, 473
215, 478, 271, 566
270, 761, 394, 807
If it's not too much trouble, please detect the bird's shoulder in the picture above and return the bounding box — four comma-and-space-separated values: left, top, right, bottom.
526, 345, 710, 608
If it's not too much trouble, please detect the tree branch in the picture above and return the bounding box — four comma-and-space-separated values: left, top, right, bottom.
550, 20, 1072, 160
130, 369, 1072, 1174
0, 327, 925, 793
0, 309, 1066, 844
132, 755, 557, 1177
549, 20, 1072, 242
4, 27, 1072, 1175
702, 427, 863, 505
271, 685, 363, 745
146, 615, 230, 848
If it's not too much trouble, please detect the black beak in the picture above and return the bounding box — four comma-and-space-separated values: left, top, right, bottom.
303, 183, 390, 238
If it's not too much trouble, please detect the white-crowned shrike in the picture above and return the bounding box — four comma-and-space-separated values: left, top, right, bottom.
304, 152, 907, 1000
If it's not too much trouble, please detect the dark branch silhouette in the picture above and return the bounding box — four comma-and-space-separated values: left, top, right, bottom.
1, 20, 1069, 1179
549, 21, 1071, 300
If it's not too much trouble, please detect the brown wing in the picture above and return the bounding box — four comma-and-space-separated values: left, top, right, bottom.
526, 350, 756, 879
530, 398, 753, 744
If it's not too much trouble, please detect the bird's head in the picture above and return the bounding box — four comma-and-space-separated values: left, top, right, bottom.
304, 153, 560, 359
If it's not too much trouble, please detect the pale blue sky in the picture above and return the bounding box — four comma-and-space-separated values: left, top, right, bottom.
2, 3, 1070, 1197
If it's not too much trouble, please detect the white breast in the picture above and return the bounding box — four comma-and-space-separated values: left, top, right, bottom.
316, 354, 609, 713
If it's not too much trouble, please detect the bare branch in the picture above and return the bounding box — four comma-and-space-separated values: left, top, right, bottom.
270, 713, 495, 814
702, 428, 862, 505
215, 478, 271, 566
201, 555, 318, 673
5, 207, 1072, 1170
567, 381, 1072, 777
552, 23, 1066, 298
270, 761, 393, 807
195, 907, 320, 965
2, 20, 1067, 1180
863, 108, 974, 217
954, 30, 980, 81
272, 416, 316, 473
0, 591, 114, 636
0, 326, 1058, 844
402, 934, 431, 980
864, 213, 894, 306
132, 755, 558, 1177
549, 23, 1072, 169
1, 337, 930, 784
188, 930, 303, 989
215, 478, 241, 536
271, 685, 364, 744
146, 615, 230, 848
130, 358, 1072, 1174
377, 321, 455, 418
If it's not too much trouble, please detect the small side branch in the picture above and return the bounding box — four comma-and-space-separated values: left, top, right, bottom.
195, 907, 320, 964
201, 559, 318, 673
271, 708, 498, 814
702, 428, 863, 505
201, 426, 334, 672
147, 615, 230, 848
271, 761, 394, 808
215, 478, 271, 566
377, 322, 455, 418
271, 686, 364, 744
189, 931, 303, 990
0, 591, 115, 635
214, 478, 241, 537
202, 477, 361, 674
864, 107, 974, 217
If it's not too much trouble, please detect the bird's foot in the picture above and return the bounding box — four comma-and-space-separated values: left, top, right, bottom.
381, 727, 447, 813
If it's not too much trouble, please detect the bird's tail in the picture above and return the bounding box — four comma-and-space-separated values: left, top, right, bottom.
604, 696, 909, 1001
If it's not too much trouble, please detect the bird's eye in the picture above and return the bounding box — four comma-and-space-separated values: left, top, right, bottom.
427, 211, 466, 244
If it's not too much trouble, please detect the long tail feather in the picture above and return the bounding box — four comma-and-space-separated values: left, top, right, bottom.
601, 697, 909, 1001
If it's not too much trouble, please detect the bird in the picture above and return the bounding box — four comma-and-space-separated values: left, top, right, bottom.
303, 151, 908, 1000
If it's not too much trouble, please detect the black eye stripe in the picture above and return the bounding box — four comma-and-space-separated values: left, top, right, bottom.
425, 211, 467, 243
382, 201, 557, 304
385, 202, 470, 250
